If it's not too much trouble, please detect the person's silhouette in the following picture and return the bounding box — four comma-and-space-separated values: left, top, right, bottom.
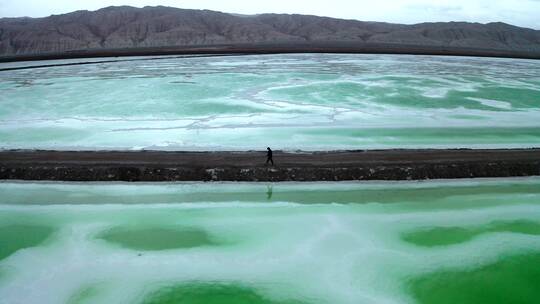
266, 147, 274, 166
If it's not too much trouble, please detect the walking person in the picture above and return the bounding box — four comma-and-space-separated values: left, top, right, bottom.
266, 147, 274, 166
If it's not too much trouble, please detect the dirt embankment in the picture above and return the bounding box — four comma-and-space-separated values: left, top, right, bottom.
1, 149, 539, 182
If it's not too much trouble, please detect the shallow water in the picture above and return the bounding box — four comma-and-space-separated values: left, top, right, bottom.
1, 54, 539, 150
0, 178, 539, 304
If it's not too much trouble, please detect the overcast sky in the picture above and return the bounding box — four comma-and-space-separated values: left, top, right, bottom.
1, 0, 539, 29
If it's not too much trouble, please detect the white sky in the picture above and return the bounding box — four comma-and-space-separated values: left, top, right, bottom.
1, 0, 539, 29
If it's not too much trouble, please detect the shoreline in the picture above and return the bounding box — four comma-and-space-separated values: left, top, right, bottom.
1, 42, 540, 63
1, 149, 539, 182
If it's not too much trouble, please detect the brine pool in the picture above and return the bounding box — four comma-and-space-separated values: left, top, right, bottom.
0, 178, 539, 304
1, 54, 540, 150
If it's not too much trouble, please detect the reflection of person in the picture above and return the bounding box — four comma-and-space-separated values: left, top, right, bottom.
266, 185, 273, 200
266, 147, 274, 166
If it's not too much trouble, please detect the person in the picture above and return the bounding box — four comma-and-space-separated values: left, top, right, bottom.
266, 147, 274, 166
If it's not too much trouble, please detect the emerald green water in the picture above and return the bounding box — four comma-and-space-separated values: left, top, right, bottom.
0, 178, 539, 303
402, 220, 540, 247
1, 54, 539, 150
98, 227, 218, 250
141, 283, 307, 304
0, 225, 54, 261
410, 253, 540, 304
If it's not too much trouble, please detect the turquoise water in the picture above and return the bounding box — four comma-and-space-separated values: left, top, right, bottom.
0, 178, 540, 303
1, 54, 539, 150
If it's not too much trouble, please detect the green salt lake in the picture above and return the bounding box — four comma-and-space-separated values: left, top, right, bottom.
0, 178, 539, 304
1, 54, 539, 150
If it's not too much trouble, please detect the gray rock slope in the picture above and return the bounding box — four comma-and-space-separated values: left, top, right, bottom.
1, 5, 539, 55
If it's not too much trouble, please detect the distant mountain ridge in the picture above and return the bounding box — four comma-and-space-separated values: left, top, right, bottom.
1, 5, 540, 56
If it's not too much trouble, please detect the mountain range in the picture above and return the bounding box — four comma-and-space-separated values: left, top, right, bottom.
1, 6, 540, 58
